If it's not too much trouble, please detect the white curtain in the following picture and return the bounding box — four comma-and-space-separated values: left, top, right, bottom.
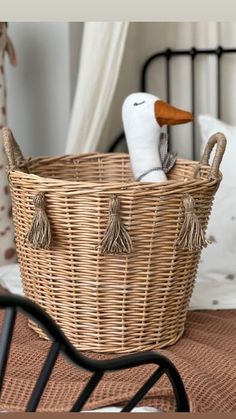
66, 22, 129, 154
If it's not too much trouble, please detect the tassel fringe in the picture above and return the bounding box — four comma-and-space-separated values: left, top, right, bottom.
27, 192, 51, 249
177, 194, 208, 251
100, 195, 133, 254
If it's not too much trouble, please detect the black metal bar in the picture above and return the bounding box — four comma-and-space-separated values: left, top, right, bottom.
216, 46, 223, 119
190, 48, 196, 160
121, 366, 166, 412
166, 49, 171, 148
26, 341, 60, 412
0, 295, 190, 412
166, 49, 171, 103
166, 365, 190, 412
141, 60, 148, 91
140, 46, 236, 100
217, 58, 221, 118
71, 372, 103, 412
0, 308, 16, 394
109, 131, 125, 153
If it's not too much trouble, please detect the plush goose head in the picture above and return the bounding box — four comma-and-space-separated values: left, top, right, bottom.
122, 92, 193, 182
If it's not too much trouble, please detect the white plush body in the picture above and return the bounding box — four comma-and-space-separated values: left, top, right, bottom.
122, 93, 167, 182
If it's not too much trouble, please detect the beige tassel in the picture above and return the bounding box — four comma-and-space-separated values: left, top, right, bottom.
100, 195, 133, 254
177, 194, 208, 251
26, 192, 51, 249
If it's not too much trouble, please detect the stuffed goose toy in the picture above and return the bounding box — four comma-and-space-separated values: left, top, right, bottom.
122, 93, 193, 182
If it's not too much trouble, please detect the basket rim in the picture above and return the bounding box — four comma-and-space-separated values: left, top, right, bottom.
8, 154, 222, 191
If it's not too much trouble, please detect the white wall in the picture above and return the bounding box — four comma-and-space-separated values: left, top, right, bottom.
5, 22, 72, 156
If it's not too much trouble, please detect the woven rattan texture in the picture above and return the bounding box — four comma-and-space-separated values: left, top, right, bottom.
0, 293, 235, 413
7, 152, 221, 353
4, 128, 226, 353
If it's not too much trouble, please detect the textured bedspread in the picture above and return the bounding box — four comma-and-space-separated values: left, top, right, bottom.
0, 288, 235, 413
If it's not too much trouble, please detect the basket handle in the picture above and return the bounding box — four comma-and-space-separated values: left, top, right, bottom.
2, 127, 25, 170
195, 132, 226, 179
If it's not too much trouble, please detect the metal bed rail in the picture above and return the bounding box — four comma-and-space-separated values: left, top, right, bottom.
109, 46, 236, 159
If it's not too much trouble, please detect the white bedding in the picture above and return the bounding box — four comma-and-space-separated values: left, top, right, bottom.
84, 407, 159, 413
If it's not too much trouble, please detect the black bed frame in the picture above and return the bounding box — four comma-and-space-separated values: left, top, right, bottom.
109, 46, 236, 160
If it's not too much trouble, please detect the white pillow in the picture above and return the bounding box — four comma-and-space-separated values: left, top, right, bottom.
198, 115, 236, 187
190, 115, 236, 310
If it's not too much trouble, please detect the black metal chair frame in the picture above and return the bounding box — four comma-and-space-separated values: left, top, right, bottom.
0, 294, 189, 412
109, 46, 236, 159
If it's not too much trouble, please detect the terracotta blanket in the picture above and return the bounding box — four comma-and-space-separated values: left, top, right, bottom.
0, 290, 236, 412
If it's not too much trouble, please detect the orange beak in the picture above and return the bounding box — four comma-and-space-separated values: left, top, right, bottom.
154, 100, 193, 127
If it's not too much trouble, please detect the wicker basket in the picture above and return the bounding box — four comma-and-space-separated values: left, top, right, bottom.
3, 129, 226, 353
